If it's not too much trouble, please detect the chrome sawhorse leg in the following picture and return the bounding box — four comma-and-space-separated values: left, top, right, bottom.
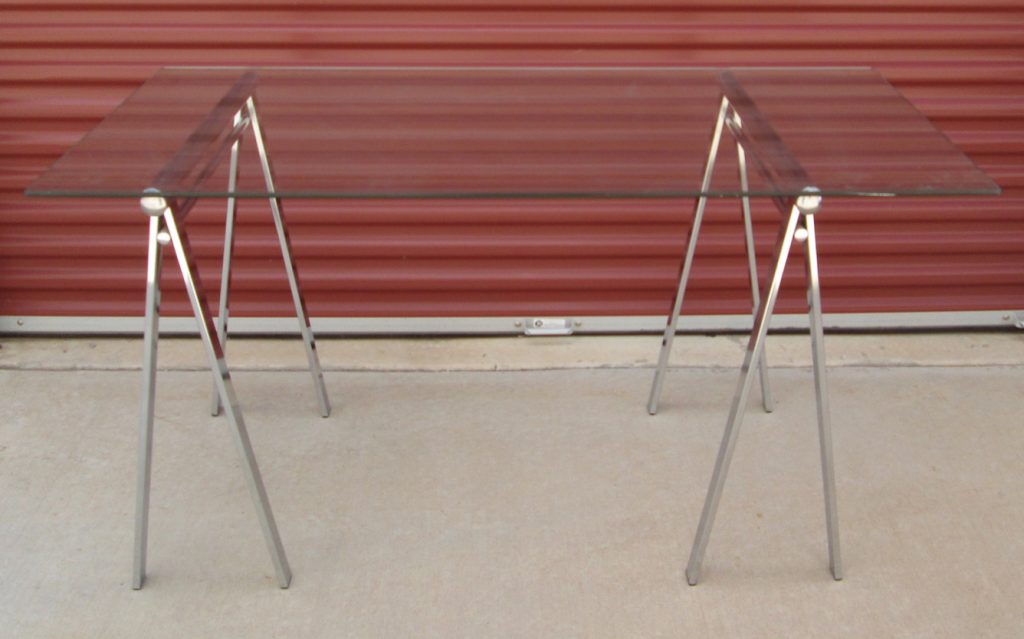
211, 98, 331, 418
648, 96, 773, 415
685, 188, 842, 585
132, 215, 162, 590
735, 128, 775, 413
133, 192, 291, 589
210, 111, 242, 416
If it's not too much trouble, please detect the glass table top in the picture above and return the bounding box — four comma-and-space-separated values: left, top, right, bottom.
26, 66, 1000, 200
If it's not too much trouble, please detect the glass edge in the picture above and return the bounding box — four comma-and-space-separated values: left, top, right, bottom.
162, 65, 875, 72
875, 73, 1004, 193
24, 187, 1003, 200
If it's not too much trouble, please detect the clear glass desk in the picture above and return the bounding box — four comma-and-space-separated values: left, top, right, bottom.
27, 67, 1000, 589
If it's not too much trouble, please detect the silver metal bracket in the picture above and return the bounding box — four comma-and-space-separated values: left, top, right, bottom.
139, 188, 168, 217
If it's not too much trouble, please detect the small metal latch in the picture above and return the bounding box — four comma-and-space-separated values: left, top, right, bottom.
523, 317, 574, 336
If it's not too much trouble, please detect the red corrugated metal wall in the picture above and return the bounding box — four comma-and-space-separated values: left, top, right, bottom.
2, 1, 1022, 325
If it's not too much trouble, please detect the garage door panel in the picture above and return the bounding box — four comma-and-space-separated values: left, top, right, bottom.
1, 1, 1020, 328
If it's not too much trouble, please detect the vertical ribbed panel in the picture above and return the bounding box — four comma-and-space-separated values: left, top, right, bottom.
1, 2, 1021, 323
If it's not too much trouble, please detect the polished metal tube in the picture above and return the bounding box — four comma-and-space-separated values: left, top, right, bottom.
803, 210, 843, 580
211, 109, 245, 416
685, 202, 802, 585
736, 140, 775, 413
163, 207, 293, 588
247, 96, 331, 418
132, 214, 163, 590
647, 95, 730, 415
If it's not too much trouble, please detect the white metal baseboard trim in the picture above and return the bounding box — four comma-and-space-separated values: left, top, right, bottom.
1, 311, 1021, 335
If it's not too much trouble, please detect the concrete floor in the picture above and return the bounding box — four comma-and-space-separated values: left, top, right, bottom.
1, 333, 1022, 638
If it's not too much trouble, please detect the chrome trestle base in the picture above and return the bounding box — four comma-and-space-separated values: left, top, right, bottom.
133, 96, 329, 589
649, 94, 842, 584
648, 96, 773, 416
211, 98, 331, 419
683, 188, 843, 585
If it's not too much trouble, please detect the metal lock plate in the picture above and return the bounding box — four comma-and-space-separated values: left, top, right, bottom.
523, 317, 574, 336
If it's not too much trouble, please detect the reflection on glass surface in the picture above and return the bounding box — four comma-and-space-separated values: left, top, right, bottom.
26, 67, 1000, 200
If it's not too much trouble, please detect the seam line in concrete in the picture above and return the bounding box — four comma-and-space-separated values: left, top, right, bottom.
3, 363, 1022, 373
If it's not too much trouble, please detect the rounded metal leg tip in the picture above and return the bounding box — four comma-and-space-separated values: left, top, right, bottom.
317, 393, 331, 418
647, 402, 659, 416
685, 569, 700, 586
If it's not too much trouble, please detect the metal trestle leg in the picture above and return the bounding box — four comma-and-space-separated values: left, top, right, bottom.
648, 96, 773, 415
134, 192, 292, 589
211, 110, 243, 416
647, 97, 727, 415
247, 97, 331, 418
132, 215, 163, 590
804, 209, 843, 580
685, 190, 842, 585
736, 139, 774, 413
210, 100, 331, 418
